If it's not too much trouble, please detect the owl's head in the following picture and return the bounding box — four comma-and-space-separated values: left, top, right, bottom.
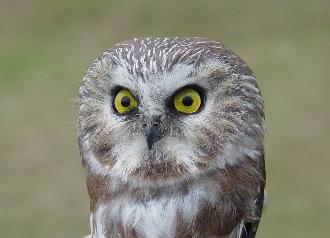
77, 37, 264, 184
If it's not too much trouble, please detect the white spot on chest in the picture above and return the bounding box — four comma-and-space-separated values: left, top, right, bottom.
92, 188, 215, 238
122, 198, 178, 238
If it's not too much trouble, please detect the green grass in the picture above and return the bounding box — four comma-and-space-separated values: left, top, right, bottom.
0, 0, 329, 237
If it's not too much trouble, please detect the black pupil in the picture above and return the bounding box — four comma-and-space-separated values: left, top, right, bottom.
182, 96, 193, 106
121, 96, 131, 107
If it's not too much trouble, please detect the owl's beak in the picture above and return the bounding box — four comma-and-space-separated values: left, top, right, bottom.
143, 115, 163, 151
144, 126, 161, 151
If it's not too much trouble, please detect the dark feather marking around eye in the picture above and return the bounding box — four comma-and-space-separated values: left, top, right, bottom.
167, 84, 206, 114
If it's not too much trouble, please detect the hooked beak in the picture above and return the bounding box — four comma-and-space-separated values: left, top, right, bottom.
144, 126, 162, 150
143, 115, 163, 151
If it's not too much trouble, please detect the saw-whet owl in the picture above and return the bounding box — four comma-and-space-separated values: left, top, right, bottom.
77, 37, 266, 238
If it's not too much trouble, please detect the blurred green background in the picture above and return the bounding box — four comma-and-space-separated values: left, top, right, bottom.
0, 0, 329, 237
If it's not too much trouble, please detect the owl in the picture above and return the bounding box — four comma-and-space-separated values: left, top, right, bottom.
77, 37, 265, 238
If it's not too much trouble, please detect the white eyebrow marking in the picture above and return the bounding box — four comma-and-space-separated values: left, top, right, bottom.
110, 66, 140, 91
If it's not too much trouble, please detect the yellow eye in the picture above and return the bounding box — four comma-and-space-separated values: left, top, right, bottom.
114, 89, 137, 114
173, 88, 202, 114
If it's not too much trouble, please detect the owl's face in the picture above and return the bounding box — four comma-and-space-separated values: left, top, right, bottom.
78, 38, 264, 184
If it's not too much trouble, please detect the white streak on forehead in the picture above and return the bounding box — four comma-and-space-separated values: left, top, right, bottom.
111, 65, 138, 89
158, 60, 230, 93
156, 64, 196, 95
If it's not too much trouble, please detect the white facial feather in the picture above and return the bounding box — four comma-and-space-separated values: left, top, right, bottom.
110, 136, 146, 181
160, 136, 203, 174
81, 139, 111, 177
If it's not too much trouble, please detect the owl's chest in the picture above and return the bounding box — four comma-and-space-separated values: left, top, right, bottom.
92, 195, 193, 238
91, 185, 239, 238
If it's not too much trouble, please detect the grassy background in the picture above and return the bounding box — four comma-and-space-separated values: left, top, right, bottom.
0, 0, 329, 237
